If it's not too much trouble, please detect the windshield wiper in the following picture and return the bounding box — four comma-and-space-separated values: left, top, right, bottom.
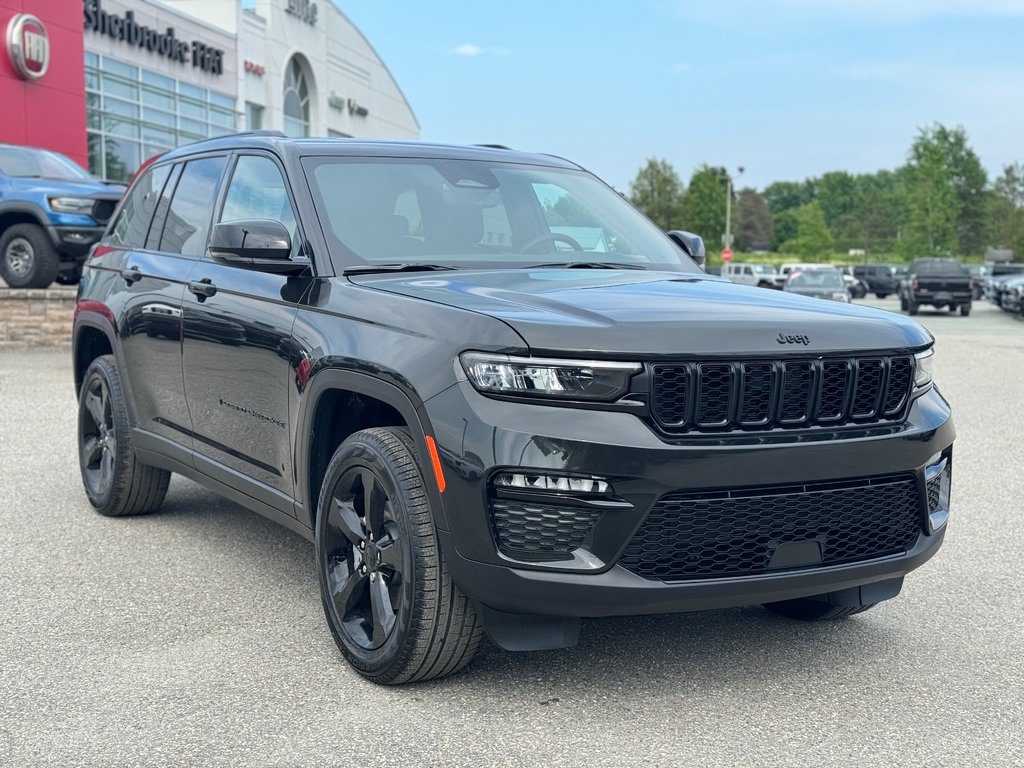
529, 261, 647, 270
343, 263, 457, 275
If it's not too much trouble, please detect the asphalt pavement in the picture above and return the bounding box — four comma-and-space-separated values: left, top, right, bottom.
1, 296, 1022, 767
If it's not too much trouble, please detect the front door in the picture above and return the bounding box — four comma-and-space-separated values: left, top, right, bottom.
181, 152, 310, 506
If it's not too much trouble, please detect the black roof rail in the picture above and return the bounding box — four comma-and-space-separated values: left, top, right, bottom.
474, 144, 512, 150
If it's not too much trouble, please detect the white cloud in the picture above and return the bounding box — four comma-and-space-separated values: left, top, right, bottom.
451, 43, 510, 57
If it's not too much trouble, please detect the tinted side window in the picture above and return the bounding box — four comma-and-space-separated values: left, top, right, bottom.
220, 155, 297, 235
158, 157, 227, 257
145, 164, 181, 251
107, 164, 170, 248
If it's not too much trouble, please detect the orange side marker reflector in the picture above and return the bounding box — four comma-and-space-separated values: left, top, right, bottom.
425, 435, 446, 493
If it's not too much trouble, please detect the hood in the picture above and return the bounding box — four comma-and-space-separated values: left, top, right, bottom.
352, 269, 932, 356
4, 176, 123, 199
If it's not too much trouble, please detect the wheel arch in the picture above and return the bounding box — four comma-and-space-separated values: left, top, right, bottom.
73, 316, 116, 395
0, 202, 54, 242
297, 369, 448, 531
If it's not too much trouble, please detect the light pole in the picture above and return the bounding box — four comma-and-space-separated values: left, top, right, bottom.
723, 166, 744, 252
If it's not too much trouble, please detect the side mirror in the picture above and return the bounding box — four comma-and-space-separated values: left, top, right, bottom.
210, 219, 302, 273
667, 230, 706, 270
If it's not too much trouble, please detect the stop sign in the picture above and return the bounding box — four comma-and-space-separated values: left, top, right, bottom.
722, 249, 733, 262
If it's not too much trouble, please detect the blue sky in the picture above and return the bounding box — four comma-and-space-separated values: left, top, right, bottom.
338, 1, 1024, 192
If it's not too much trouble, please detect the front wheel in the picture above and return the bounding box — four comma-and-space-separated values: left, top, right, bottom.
960, 304, 971, 316
315, 427, 482, 684
907, 299, 919, 316
0, 223, 60, 288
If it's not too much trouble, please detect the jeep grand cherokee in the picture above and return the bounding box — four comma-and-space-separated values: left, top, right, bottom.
72, 133, 953, 684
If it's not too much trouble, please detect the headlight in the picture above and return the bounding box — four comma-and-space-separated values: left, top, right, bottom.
49, 196, 94, 214
914, 349, 934, 388
832, 292, 850, 302
460, 352, 640, 400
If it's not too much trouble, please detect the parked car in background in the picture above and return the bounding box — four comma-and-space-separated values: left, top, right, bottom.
721, 262, 782, 288
837, 266, 868, 299
783, 267, 851, 302
967, 265, 989, 300
994, 274, 1024, 313
984, 264, 1024, 302
852, 264, 900, 298
0, 144, 123, 288
899, 258, 973, 316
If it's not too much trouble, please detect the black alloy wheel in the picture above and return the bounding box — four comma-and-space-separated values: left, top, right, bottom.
81, 373, 116, 499
315, 427, 482, 684
322, 465, 405, 651
77, 355, 169, 516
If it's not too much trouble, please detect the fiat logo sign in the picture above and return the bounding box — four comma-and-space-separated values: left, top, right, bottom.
6, 13, 49, 80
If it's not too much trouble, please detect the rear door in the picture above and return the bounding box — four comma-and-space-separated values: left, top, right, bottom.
180, 152, 310, 508
106, 160, 197, 450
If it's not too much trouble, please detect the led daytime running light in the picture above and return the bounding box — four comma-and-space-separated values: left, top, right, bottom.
494, 472, 612, 494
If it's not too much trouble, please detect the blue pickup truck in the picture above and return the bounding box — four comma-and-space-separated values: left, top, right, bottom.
0, 144, 123, 288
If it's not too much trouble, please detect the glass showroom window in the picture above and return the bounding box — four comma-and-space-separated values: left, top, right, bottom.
283, 57, 311, 138
84, 52, 237, 182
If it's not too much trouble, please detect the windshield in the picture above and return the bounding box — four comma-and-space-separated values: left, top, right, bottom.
752, 264, 777, 274
787, 270, 844, 289
303, 157, 700, 272
0, 147, 93, 181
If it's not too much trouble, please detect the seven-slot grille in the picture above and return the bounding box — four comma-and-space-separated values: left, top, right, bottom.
651, 355, 913, 433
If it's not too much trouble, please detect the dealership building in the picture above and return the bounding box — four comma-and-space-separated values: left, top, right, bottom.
1, 0, 419, 181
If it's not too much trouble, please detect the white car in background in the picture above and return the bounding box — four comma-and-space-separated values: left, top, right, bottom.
722, 262, 784, 288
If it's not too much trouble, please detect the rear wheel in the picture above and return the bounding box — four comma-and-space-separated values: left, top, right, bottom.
78, 355, 170, 516
315, 427, 482, 684
0, 223, 60, 289
876, 292, 889, 299
960, 304, 971, 316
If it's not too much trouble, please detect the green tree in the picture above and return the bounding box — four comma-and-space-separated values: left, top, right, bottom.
903, 126, 960, 257
735, 187, 773, 251
628, 158, 685, 231
989, 163, 1024, 257
763, 180, 813, 214
816, 171, 857, 231
681, 165, 728, 249
772, 208, 800, 251
779, 202, 834, 258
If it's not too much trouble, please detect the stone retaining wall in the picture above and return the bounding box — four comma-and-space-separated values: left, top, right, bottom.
0, 288, 78, 349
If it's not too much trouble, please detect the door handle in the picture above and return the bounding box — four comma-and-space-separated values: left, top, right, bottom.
187, 278, 217, 301
121, 265, 142, 285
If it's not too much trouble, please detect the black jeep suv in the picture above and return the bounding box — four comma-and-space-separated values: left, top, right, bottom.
73, 134, 954, 684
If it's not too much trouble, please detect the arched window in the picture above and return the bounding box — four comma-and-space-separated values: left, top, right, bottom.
283, 57, 311, 137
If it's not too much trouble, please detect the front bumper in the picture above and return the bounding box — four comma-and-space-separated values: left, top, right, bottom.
46, 225, 105, 259
425, 381, 955, 618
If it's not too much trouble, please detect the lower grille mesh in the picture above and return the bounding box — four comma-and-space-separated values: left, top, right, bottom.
619, 475, 922, 581
491, 499, 603, 561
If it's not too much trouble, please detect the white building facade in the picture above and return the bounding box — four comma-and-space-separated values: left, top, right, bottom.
83, 0, 418, 181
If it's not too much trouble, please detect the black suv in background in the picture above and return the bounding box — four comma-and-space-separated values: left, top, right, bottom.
852, 264, 900, 298
73, 134, 954, 684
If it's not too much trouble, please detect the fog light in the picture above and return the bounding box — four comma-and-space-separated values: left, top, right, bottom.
493, 472, 612, 495
924, 457, 951, 532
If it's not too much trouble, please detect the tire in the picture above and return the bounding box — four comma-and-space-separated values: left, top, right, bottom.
78, 355, 170, 516
907, 300, 919, 316
315, 427, 482, 684
764, 596, 877, 621
876, 293, 889, 299
56, 266, 83, 286
960, 304, 971, 317
0, 223, 61, 289
900, 296, 908, 311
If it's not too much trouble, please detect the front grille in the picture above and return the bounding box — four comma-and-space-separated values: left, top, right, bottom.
490, 499, 603, 561
619, 475, 922, 581
92, 199, 117, 224
651, 354, 914, 433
